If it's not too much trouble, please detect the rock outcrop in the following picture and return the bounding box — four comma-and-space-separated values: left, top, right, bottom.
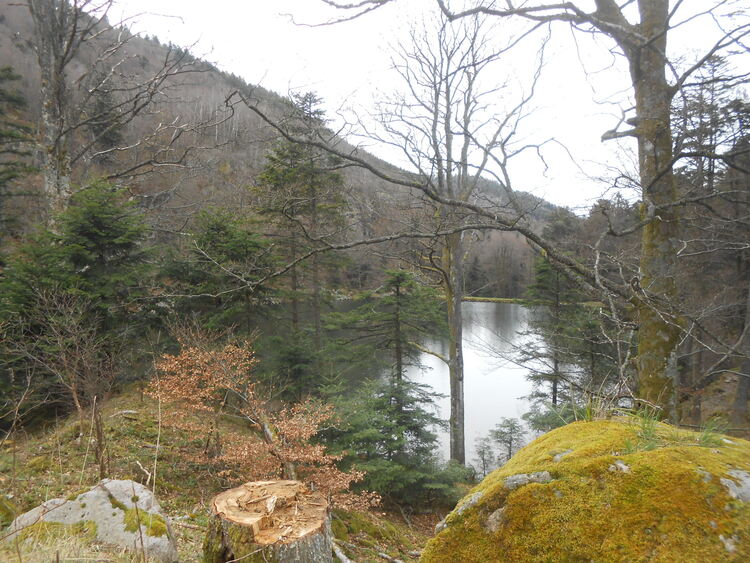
4, 479, 177, 562
422, 419, 750, 562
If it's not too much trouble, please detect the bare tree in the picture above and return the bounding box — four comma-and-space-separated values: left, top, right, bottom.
359, 14, 547, 463
23, 0, 210, 225
316, 0, 750, 419
3, 290, 117, 425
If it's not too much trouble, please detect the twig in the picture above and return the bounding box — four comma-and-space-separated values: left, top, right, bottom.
135, 460, 152, 487
172, 521, 205, 531
152, 385, 162, 495
332, 540, 354, 563
78, 399, 98, 486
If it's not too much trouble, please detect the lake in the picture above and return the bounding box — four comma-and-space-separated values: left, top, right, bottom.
406, 301, 536, 466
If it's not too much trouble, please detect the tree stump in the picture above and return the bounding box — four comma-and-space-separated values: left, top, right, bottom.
203, 480, 333, 563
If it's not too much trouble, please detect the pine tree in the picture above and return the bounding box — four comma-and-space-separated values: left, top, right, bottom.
321, 271, 467, 506
255, 92, 345, 352
490, 418, 526, 463
0, 181, 151, 423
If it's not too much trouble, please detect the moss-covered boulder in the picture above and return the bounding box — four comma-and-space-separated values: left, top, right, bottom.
4, 479, 177, 562
422, 419, 750, 562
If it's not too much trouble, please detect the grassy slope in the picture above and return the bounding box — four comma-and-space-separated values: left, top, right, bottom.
0, 388, 430, 562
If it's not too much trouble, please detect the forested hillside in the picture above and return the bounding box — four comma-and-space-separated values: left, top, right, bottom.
1, 1, 750, 561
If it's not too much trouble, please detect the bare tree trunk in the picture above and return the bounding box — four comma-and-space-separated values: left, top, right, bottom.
92, 399, 109, 479
445, 233, 465, 464
732, 280, 750, 428
310, 191, 322, 355
29, 0, 74, 224
394, 282, 404, 408
291, 264, 300, 334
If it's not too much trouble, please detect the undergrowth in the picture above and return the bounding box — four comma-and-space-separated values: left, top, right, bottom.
0, 387, 429, 562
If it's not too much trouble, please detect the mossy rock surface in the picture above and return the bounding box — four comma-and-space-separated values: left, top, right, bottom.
421, 419, 750, 562
0, 496, 18, 528
5, 479, 177, 562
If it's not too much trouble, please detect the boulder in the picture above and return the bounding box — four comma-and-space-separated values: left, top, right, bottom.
422, 419, 750, 562
4, 479, 177, 562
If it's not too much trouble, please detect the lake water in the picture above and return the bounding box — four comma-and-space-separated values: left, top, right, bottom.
406, 302, 536, 466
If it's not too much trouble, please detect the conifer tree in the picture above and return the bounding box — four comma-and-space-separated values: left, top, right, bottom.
163, 208, 273, 332
490, 417, 525, 463
256, 93, 345, 350
322, 271, 468, 506
520, 256, 622, 430
0, 181, 150, 422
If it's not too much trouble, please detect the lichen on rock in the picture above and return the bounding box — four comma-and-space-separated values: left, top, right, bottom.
422, 419, 750, 562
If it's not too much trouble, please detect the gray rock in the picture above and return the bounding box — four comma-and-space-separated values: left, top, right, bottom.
697, 470, 713, 483
504, 471, 553, 490
608, 461, 631, 473
4, 479, 177, 562
552, 450, 573, 462
720, 470, 750, 502
434, 517, 447, 534
435, 490, 485, 533
483, 507, 506, 533
719, 534, 738, 553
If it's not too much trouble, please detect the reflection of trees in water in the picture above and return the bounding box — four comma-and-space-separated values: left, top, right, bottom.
406, 302, 537, 463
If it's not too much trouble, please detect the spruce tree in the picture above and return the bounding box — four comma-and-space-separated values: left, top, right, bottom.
322, 271, 470, 506
163, 208, 273, 332
255, 92, 345, 353
0, 181, 150, 423
490, 418, 526, 463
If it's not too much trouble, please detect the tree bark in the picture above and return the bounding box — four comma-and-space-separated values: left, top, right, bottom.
203, 480, 333, 563
444, 232, 465, 464
629, 0, 682, 417
28, 0, 75, 225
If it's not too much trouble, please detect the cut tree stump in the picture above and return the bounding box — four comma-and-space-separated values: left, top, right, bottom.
203, 480, 333, 563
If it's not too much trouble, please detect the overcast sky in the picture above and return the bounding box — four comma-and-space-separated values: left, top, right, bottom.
109, 1, 745, 211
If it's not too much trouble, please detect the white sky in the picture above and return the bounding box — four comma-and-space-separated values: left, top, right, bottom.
110, 1, 746, 210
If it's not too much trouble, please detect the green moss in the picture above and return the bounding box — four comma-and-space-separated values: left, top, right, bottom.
108, 493, 127, 512
333, 509, 402, 543
13, 520, 97, 543
0, 496, 17, 527
66, 488, 89, 501
423, 419, 750, 562
26, 455, 51, 473
331, 516, 349, 541
123, 508, 168, 537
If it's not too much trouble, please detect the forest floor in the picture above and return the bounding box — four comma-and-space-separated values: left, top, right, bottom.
0, 389, 438, 562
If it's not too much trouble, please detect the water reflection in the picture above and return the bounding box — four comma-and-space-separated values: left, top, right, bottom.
406, 302, 536, 465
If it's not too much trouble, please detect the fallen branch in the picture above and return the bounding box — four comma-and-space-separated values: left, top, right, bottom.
332, 540, 354, 563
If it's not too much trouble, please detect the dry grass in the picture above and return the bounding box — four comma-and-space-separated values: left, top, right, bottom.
1, 387, 429, 561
